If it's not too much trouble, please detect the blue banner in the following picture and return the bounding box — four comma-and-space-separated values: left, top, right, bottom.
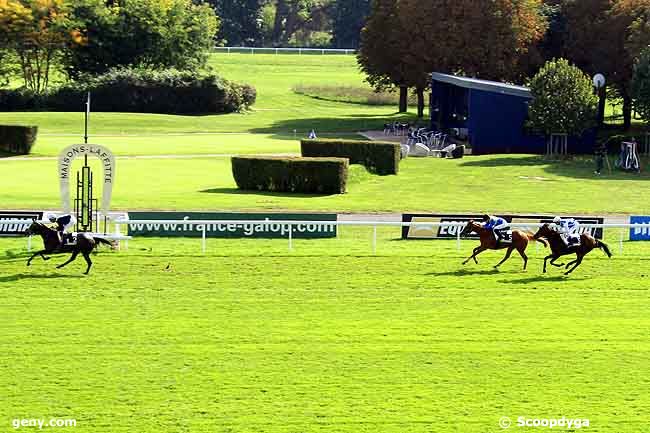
630, 216, 650, 241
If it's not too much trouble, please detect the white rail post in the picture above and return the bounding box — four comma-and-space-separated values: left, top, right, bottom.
202, 225, 207, 253
288, 224, 293, 252
619, 228, 624, 254
372, 225, 377, 255
456, 226, 461, 251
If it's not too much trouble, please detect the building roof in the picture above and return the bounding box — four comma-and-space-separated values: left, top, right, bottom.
431, 72, 531, 98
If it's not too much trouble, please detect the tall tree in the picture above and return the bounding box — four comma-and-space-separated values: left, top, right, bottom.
564, 0, 650, 130
331, 0, 370, 48
206, 0, 263, 46
271, 0, 332, 46
64, 0, 219, 77
0, 0, 78, 93
357, 0, 410, 112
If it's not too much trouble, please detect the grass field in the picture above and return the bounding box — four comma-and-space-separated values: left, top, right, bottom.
2, 233, 650, 433
1, 154, 648, 215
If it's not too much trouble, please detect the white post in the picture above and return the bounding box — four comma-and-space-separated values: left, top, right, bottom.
372, 225, 377, 255
456, 227, 461, 251
288, 224, 293, 252
619, 229, 624, 254
202, 225, 207, 253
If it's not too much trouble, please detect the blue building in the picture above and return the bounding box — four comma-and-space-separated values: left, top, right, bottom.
430, 72, 594, 155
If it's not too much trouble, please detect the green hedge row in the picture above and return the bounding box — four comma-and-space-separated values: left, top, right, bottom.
0, 68, 256, 114
231, 156, 349, 194
301, 138, 400, 175
0, 125, 38, 155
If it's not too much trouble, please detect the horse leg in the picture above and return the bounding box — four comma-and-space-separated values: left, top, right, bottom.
82, 252, 92, 275
565, 255, 584, 275
40, 252, 50, 261
550, 258, 565, 267
463, 246, 484, 265
517, 247, 528, 271
27, 249, 48, 266
57, 251, 79, 269
543, 254, 556, 273
495, 247, 514, 269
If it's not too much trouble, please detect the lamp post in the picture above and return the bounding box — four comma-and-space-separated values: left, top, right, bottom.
593, 73, 606, 126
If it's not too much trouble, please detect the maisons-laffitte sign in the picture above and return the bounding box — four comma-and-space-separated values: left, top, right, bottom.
58, 144, 115, 214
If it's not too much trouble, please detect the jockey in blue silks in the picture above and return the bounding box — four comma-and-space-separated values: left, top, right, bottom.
482, 214, 509, 243
552, 216, 581, 247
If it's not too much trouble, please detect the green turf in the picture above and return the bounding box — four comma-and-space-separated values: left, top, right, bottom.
1, 154, 648, 215
0, 54, 415, 135
1, 232, 649, 433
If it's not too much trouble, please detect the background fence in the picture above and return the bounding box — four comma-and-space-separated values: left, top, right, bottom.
213, 46, 356, 55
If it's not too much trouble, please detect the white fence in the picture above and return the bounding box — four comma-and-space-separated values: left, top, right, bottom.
5, 219, 649, 255
213, 46, 356, 55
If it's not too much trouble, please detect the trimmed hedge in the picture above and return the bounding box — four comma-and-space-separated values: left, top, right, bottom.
0, 125, 38, 155
0, 68, 256, 114
301, 138, 400, 175
232, 156, 349, 194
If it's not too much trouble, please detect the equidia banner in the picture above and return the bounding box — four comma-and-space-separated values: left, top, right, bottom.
401, 214, 604, 240
629, 216, 650, 241
126, 212, 337, 238
0, 211, 44, 236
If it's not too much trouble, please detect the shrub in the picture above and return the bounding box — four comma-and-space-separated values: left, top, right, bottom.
0, 125, 38, 155
527, 58, 598, 136
301, 138, 400, 175
0, 67, 256, 114
231, 156, 349, 194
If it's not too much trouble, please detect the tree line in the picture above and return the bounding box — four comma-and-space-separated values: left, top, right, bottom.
358, 0, 650, 129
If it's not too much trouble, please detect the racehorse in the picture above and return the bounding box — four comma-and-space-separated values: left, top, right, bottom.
460, 220, 548, 270
24, 221, 114, 274
533, 223, 612, 275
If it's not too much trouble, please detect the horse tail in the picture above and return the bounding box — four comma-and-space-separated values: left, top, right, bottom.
94, 237, 115, 249
597, 240, 612, 258
519, 230, 548, 248
534, 236, 549, 248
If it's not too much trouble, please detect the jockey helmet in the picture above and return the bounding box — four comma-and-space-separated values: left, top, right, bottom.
553, 216, 561, 224
47, 213, 57, 222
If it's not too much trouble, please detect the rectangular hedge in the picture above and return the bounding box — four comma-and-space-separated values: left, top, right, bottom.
0, 125, 38, 155
301, 138, 400, 175
232, 156, 349, 194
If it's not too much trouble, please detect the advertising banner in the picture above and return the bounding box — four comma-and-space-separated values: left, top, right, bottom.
629, 216, 650, 241
401, 214, 604, 240
127, 212, 337, 238
0, 211, 43, 236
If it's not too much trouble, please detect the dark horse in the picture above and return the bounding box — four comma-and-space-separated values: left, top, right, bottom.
533, 223, 612, 275
24, 221, 114, 274
460, 220, 548, 270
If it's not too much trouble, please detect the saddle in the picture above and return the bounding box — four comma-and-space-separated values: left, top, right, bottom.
60, 232, 78, 246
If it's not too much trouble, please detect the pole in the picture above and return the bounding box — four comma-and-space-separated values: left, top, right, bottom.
372, 225, 377, 255
84, 92, 90, 144
288, 224, 293, 252
202, 225, 207, 253
619, 229, 624, 254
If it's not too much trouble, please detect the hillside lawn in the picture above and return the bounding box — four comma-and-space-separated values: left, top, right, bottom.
1, 154, 648, 215
2, 234, 649, 433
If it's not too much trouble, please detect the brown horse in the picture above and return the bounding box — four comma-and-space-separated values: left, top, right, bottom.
460, 220, 548, 270
533, 224, 612, 275
25, 221, 114, 274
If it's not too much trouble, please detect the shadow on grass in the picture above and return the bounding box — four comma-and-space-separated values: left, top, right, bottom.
426, 268, 503, 277
460, 154, 650, 181
499, 275, 588, 284
199, 187, 337, 198
0, 273, 83, 282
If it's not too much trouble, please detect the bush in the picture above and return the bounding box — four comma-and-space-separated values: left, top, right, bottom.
301, 138, 400, 175
0, 67, 256, 114
231, 156, 349, 194
527, 58, 598, 136
0, 125, 38, 155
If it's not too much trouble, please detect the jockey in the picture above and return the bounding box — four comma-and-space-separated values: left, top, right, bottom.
47, 213, 77, 245
482, 214, 509, 243
552, 216, 580, 247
